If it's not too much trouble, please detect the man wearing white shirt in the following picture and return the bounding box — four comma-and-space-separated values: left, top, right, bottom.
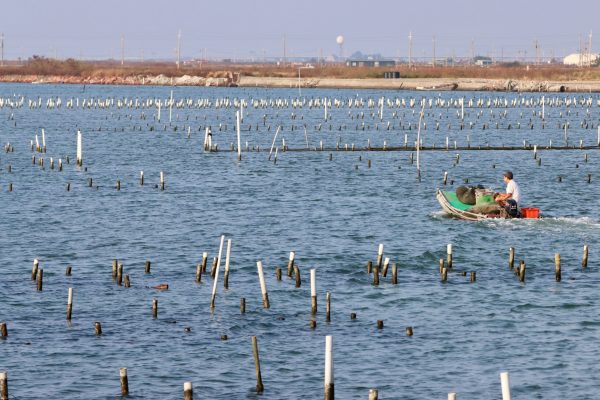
495, 170, 522, 210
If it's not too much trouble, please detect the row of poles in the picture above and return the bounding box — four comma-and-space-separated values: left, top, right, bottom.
2, 240, 590, 398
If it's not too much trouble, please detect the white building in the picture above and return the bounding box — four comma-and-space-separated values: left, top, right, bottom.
563, 53, 599, 66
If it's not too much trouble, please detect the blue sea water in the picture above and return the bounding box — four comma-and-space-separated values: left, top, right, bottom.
0, 83, 598, 399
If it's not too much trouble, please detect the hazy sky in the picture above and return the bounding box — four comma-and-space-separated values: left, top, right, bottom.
0, 0, 597, 61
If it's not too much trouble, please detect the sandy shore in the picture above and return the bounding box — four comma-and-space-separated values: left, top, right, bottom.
2, 73, 600, 92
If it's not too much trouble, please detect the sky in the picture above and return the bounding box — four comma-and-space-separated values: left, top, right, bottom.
0, 0, 598, 62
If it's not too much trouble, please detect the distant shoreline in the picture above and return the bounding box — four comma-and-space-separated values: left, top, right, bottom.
2, 74, 600, 92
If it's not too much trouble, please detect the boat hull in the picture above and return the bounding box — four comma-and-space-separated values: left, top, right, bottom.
436, 189, 506, 221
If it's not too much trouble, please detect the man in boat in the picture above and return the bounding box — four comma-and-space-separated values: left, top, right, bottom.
494, 171, 521, 217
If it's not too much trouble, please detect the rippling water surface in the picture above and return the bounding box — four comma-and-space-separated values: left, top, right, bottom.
0, 83, 599, 399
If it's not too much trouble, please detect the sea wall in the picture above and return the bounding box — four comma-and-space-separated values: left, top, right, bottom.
1, 73, 600, 92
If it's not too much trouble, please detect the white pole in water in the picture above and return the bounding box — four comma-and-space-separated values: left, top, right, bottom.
169, 90, 173, 123
597, 126, 599, 147
236, 111, 242, 161
76, 129, 82, 166
203, 127, 210, 151
379, 98, 383, 120
461, 97, 464, 121
210, 235, 225, 308
157, 100, 161, 122
41, 128, 46, 150
448, 393, 457, 400
324, 335, 334, 399
324, 99, 328, 121
240, 100, 244, 122
416, 104, 424, 180
256, 260, 270, 308
268, 126, 280, 160
500, 372, 511, 400
541, 95, 545, 119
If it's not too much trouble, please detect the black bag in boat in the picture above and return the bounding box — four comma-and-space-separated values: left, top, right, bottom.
455, 185, 484, 205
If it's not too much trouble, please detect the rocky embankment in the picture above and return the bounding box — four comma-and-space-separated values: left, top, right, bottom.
2, 73, 600, 92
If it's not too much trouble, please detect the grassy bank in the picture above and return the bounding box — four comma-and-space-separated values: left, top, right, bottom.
1, 57, 600, 81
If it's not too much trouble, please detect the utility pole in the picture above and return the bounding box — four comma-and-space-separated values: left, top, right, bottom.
408, 31, 413, 68
176, 30, 181, 69
121, 35, 124, 66
283, 35, 287, 65
470, 39, 475, 63
0, 33, 4, 67
589, 30, 593, 66
534, 39, 539, 65
579, 34, 582, 67
432, 35, 436, 67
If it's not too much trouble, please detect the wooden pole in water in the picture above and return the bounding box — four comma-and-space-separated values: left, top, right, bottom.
152, 299, 158, 318
324, 335, 334, 400
240, 297, 246, 313
0, 323, 7, 338
310, 269, 317, 314
447, 244, 453, 269
582, 245, 589, 269
509, 247, 515, 270
251, 336, 264, 393
391, 263, 398, 284
287, 251, 296, 277
95, 321, 102, 335
32, 258, 39, 280
37, 269, 43, 291
0, 371, 7, 400
294, 266, 301, 288
500, 371, 511, 400
66, 288, 73, 320
160, 171, 165, 191
448, 393, 456, 400
112, 259, 118, 279
382, 257, 390, 277
376, 244, 384, 269
439, 258, 444, 274
140, 171, 144, 186
326, 291, 331, 322
373, 266, 380, 285
441, 267, 448, 283
368, 389, 378, 400
201, 252, 208, 273
195, 264, 202, 283
120, 368, 129, 396
145, 260, 151, 274
257, 261, 270, 308
519, 261, 526, 283
555, 253, 561, 282
223, 239, 232, 289
183, 382, 193, 400
117, 263, 123, 286
65, 265, 72, 276
275, 267, 282, 281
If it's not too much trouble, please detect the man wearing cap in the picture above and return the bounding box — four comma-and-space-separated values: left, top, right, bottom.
494, 171, 522, 216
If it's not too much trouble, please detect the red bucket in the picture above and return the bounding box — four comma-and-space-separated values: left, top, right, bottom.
521, 207, 540, 219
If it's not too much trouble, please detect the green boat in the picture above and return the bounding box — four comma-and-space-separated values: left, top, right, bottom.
437, 188, 541, 220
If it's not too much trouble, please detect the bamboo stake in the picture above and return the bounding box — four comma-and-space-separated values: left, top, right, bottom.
223, 239, 232, 289
324, 335, 334, 400
251, 336, 264, 393
257, 261, 270, 308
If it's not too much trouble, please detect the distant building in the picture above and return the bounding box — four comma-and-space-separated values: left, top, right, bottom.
473, 56, 493, 66
563, 53, 599, 66
346, 59, 396, 67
